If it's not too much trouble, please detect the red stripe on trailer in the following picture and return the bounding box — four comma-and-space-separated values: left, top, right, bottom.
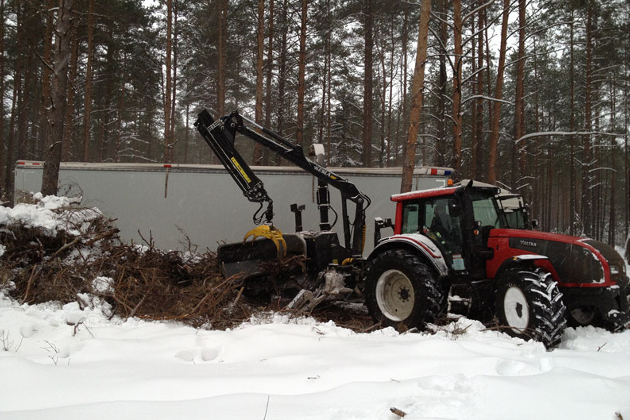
164, 164, 172, 168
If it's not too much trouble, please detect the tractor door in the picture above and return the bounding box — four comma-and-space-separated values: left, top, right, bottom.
460, 189, 507, 278
401, 196, 467, 273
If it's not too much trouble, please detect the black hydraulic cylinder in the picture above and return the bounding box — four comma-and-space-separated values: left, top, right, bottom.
317, 179, 331, 231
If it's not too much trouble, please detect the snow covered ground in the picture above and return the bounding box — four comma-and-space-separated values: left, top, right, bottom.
1, 197, 629, 419
1, 295, 629, 420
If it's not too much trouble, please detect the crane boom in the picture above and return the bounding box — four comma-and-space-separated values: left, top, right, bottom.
195, 109, 369, 256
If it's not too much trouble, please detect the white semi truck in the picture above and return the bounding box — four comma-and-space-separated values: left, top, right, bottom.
15, 160, 453, 252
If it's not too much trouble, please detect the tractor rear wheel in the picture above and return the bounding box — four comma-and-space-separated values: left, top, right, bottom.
496, 268, 567, 347
365, 249, 446, 330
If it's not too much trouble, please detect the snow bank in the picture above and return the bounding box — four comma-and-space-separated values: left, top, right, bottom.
0, 193, 100, 236
1, 295, 629, 420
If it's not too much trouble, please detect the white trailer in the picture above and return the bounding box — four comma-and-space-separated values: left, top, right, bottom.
15, 161, 453, 252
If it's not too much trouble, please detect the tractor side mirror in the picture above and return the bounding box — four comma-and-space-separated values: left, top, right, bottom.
374, 217, 394, 246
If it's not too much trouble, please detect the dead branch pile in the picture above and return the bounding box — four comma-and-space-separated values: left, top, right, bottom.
0, 205, 118, 304
1, 198, 376, 332
0, 202, 255, 329
97, 245, 254, 329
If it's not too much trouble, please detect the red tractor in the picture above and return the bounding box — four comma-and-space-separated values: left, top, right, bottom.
367, 181, 629, 346
195, 109, 629, 348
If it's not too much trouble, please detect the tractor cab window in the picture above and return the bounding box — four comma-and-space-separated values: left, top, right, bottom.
402, 204, 420, 233
424, 198, 463, 247
471, 192, 506, 228
426, 198, 464, 271
504, 209, 526, 229
498, 196, 527, 229
401, 197, 465, 271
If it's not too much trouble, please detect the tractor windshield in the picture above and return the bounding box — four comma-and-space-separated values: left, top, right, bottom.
503, 208, 527, 229
470, 191, 507, 229
497, 195, 528, 229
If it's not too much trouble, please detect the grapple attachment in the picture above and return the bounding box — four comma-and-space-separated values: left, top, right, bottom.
244, 225, 287, 258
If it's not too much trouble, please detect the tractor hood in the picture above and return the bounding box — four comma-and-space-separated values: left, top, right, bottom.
488, 229, 627, 287
490, 229, 583, 246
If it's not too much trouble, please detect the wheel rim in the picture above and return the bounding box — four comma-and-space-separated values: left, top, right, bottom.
503, 286, 529, 333
375, 269, 415, 321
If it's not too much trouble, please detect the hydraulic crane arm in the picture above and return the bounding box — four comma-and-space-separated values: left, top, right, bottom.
195, 109, 274, 224
195, 109, 370, 256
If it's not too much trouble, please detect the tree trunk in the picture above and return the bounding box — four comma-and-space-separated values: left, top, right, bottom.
386, 12, 394, 167
609, 81, 616, 245
263, 0, 274, 165
451, 0, 462, 172
379, 35, 387, 167
484, 8, 493, 149
0, 0, 5, 195
98, 26, 115, 162
470, 11, 477, 177
296, 0, 307, 145
532, 37, 541, 227
325, 0, 332, 165
4, 3, 23, 202
184, 103, 189, 162
362, 0, 373, 167
436, 0, 447, 168
115, 54, 127, 163
253, 0, 265, 164
163, 0, 173, 163
486, 0, 509, 184
581, 7, 593, 236
17, 7, 36, 162
83, 0, 94, 162
217, 0, 227, 117
275, 0, 288, 165
473, 0, 485, 180
401, 0, 432, 193
62, 23, 78, 161
171, 0, 178, 155
318, 0, 327, 146
569, 12, 576, 235
395, 2, 409, 167
15, 63, 26, 162
38, 0, 55, 159
514, 0, 526, 192
42, 0, 73, 196
625, 64, 629, 241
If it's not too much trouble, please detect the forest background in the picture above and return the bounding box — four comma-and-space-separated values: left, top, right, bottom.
0, 0, 628, 247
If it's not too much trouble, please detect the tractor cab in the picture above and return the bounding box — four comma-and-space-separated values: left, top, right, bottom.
392, 184, 506, 279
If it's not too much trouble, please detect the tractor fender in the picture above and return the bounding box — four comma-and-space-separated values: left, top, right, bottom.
492, 254, 550, 280
368, 234, 448, 277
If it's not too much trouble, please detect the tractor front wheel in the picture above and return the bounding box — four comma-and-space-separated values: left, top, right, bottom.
365, 249, 445, 330
496, 268, 567, 347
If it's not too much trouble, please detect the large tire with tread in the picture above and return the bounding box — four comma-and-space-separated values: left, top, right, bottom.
365, 249, 446, 329
495, 268, 567, 347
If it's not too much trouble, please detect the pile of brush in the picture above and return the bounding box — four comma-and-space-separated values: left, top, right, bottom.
0, 195, 254, 329
0, 194, 375, 331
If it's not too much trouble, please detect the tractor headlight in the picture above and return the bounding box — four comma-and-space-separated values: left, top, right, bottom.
610, 265, 620, 275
